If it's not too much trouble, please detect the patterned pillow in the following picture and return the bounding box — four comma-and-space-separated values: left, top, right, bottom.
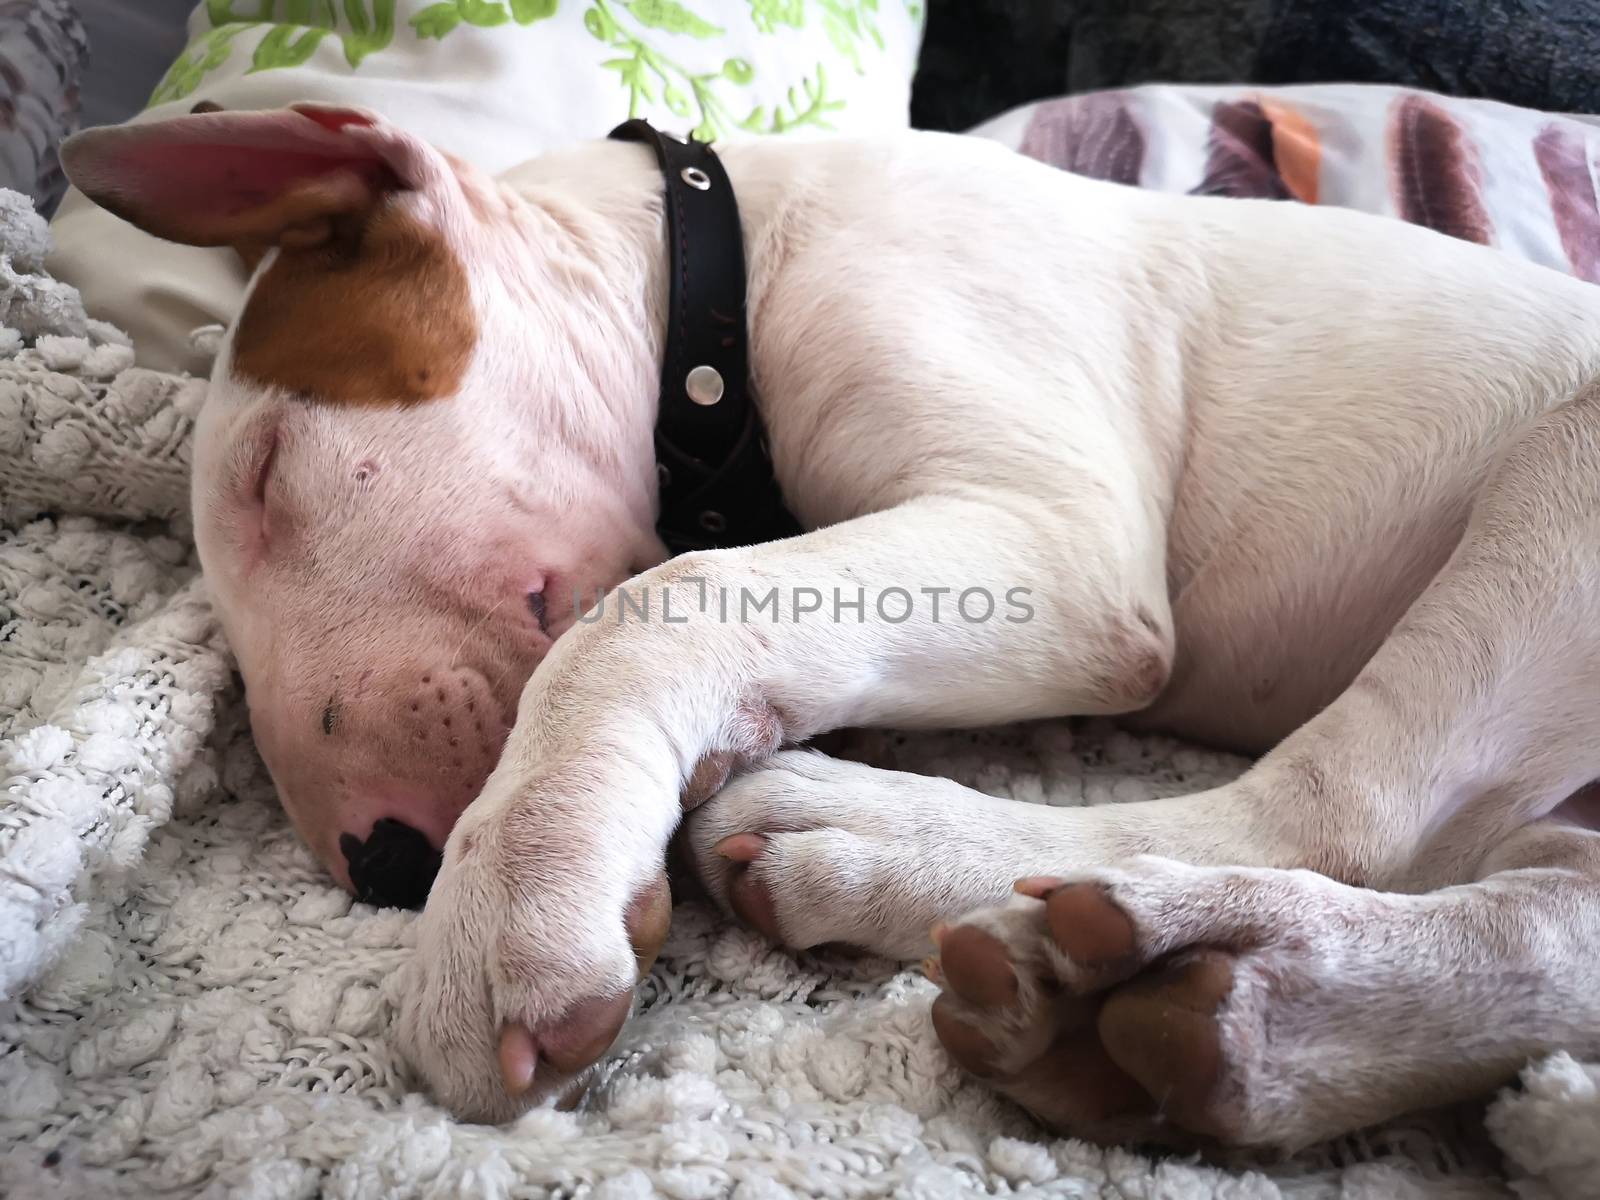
49, 0, 923, 371
975, 84, 1600, 286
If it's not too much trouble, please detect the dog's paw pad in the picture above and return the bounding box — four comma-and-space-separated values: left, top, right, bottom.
497, 988, 633, 1098
1097, 950, 1236, 1137
929, 902, 1151, 1124
625, 870, 673, 973
1001, 1029, 1156, 1128
714, 833, 787, 944
928, 923, 1028, 1077
931, 877, 1246, 1146
1045, 882, 1139, 977
937, 923, 1021, 1008
928, 907, 1075, 1078
930, 994, 1009, 1077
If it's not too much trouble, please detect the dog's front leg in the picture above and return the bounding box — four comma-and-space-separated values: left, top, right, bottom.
395, 493, 1172, 1121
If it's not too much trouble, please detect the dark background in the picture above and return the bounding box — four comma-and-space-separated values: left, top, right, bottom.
75, 0, 192, 127
911, 0, 1600, 132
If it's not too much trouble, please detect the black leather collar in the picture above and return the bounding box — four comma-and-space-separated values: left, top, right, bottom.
608, 119, 802, 555
342, 126, 800, 911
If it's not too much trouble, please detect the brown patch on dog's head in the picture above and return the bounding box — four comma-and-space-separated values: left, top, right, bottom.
233, 205, 474, 406
60, 104, 478, 404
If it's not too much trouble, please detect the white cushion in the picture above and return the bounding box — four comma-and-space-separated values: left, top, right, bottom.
49, 0, 925, 372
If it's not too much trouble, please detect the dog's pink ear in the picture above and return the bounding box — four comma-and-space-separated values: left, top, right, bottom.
60, 104, 446, 254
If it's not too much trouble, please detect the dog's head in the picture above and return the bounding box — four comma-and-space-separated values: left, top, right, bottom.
63, 106, 664, 904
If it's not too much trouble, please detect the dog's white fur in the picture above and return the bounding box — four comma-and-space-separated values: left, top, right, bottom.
63, 110, 1600, 1146
401, 131, 1600, 1136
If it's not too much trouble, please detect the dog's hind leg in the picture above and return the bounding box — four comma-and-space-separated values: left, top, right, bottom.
926, 824, 1600, 1151
926, 383, 1600, 1148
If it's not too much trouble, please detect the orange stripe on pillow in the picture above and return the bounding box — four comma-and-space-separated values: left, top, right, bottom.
1258, 97, 1321, 205
1192, 100, 1290, 199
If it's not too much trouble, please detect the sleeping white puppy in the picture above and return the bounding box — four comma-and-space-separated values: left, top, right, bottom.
60, 103, 1600, 1149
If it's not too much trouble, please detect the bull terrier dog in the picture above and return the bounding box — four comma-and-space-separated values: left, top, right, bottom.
62, 103, 1600, 1149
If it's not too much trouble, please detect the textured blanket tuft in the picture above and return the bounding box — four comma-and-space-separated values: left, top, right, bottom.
1, 189, 1597, 1198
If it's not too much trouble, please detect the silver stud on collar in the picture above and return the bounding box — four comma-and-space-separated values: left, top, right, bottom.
681, 166, 712, 191
686, 364, 724, 406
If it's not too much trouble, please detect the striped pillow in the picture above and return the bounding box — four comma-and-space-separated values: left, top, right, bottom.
975, 84, 1600, 285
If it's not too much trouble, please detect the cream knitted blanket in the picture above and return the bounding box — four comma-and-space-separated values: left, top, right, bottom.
1, 191, 1597, 1200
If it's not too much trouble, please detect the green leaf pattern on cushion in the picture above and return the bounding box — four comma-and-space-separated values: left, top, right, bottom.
152, 0, 913, 142
340, 0, 400, 63
150, 23, 254, 104
817, 0, 883, 71
251, 22, 335, 70
510, 0, 560, 20
410, 3, 461, 37
625, 0, 722, 38
412, 0, 558, 36
747, 0, 803, 33
456, 0, 509, 28
154, 1, 399, 94
585, 0, 863, 138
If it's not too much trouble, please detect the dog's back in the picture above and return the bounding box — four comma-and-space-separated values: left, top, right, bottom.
705, 132, 1600, 745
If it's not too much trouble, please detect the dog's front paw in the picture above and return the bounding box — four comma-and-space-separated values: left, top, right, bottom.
393, 792, 672, 1123
683, 750, 1021, 960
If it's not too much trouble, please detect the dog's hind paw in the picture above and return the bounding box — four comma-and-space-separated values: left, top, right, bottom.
927, 857, 1374, 1152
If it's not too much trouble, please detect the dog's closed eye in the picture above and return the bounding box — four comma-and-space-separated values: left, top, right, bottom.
220, 412, 284, 563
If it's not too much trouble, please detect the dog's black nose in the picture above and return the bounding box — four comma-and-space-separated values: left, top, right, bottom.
339, 818, 443, 910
